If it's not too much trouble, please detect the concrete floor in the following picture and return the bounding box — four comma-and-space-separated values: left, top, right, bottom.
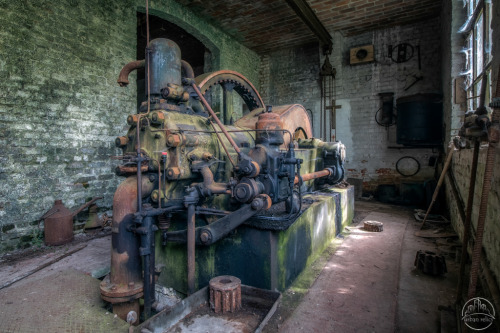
0, 200, 461, 332
274, 201, 459, 333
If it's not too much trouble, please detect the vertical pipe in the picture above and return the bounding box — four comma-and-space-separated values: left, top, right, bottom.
456, 139, 479, 302
187, 204, 196, 295
141, 214, 154, 320
150, 227, 156, 303
143, 254, 151, 318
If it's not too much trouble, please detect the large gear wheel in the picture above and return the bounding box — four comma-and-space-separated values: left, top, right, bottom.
195, 70, 265, 123
196, 70, 312, 146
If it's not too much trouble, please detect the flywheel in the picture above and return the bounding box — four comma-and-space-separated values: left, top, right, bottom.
195, 70, 264, 122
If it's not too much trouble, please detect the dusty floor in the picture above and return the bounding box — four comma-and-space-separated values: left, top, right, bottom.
0, 200, 464, 332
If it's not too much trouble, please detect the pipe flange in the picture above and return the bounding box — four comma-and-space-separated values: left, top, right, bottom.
100, 275, 143, 304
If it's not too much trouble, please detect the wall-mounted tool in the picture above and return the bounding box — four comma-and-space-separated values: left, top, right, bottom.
388, 43, 414, 63
375, 92, 396, 127
404, 74, 424, 91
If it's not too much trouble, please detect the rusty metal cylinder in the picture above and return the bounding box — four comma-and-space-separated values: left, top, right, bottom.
41, 200, 75, 246
255, 110, 284, 146
209, 275, 242, 314
145, 38, 181, 98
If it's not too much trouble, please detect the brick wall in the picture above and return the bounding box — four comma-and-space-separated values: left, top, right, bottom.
259, 19, 443, 194
442, 1, 500, 292
331, 18, 443, 193
259, 42, 321, 121
0, 0, 260, 252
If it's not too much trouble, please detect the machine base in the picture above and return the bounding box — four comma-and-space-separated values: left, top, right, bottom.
156, 185, 354, 294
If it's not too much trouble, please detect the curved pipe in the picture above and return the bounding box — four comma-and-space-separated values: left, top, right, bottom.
117, 60, 145, 87
117, 59, 194, 87
181, 60, 195, 79
199, 165, 231, 195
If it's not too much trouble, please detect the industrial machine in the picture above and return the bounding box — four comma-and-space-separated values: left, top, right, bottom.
100, 38, 346, 323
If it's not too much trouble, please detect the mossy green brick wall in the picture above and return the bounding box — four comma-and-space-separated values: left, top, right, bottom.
0, 0, 260, 253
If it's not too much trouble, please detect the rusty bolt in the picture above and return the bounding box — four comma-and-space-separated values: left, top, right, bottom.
181, 91, 189, 102
166, 134, 181, 147
151, 190, 159, 202
251, 198, 264, 210
127, 114, 139, 125
115, 136, 129, 147
200, 230, 211, 244
167, 167, 181, 179
151, 111, 165, 123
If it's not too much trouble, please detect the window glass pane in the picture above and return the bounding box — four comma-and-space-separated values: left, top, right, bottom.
486, 2, 493, 63
475, 13, 483, 77
474, 80, 482, 109
465, 35, 473, 88
468, 0, 473, 16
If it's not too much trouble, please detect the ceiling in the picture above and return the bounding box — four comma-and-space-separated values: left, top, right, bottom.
173, 0, 442, 54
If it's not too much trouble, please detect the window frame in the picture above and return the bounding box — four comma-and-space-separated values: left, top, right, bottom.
462, 0, 493, 111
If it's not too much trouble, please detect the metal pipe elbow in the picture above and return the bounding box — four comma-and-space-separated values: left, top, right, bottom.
181, 60, 195, 79
117, 60, 145, 87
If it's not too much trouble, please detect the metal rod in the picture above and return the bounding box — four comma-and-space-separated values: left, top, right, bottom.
191, 83, 241, 155
187, 203, 196, 295
467, 114, 499, 299
456, 139, 479, 302
294, 168, 331, 184
143, 253, 151, 318
420, 143, 455, 229
208, 120, 236, 167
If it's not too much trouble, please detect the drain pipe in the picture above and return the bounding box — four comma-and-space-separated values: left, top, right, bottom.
467, 98, 500, 299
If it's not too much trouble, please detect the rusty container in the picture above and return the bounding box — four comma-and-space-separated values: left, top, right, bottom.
255, 108, 284, 146
40, 198, 101, 246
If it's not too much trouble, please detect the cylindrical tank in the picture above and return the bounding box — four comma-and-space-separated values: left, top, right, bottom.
255, 110, 284, 146
145, 38, 181, 98
396, 93, 443, 146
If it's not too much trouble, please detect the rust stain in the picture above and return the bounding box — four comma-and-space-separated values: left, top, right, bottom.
376, 168, 394, 175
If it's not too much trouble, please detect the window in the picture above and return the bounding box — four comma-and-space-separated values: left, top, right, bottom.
461, 0, 493, 111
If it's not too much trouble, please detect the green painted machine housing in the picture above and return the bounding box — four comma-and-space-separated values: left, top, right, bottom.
156, 185, 354, 294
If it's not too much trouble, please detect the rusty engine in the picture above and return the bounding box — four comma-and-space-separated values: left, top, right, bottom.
100, 38, 346, 323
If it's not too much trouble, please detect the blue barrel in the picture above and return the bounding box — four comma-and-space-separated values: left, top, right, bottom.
396, 94, 443, 146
